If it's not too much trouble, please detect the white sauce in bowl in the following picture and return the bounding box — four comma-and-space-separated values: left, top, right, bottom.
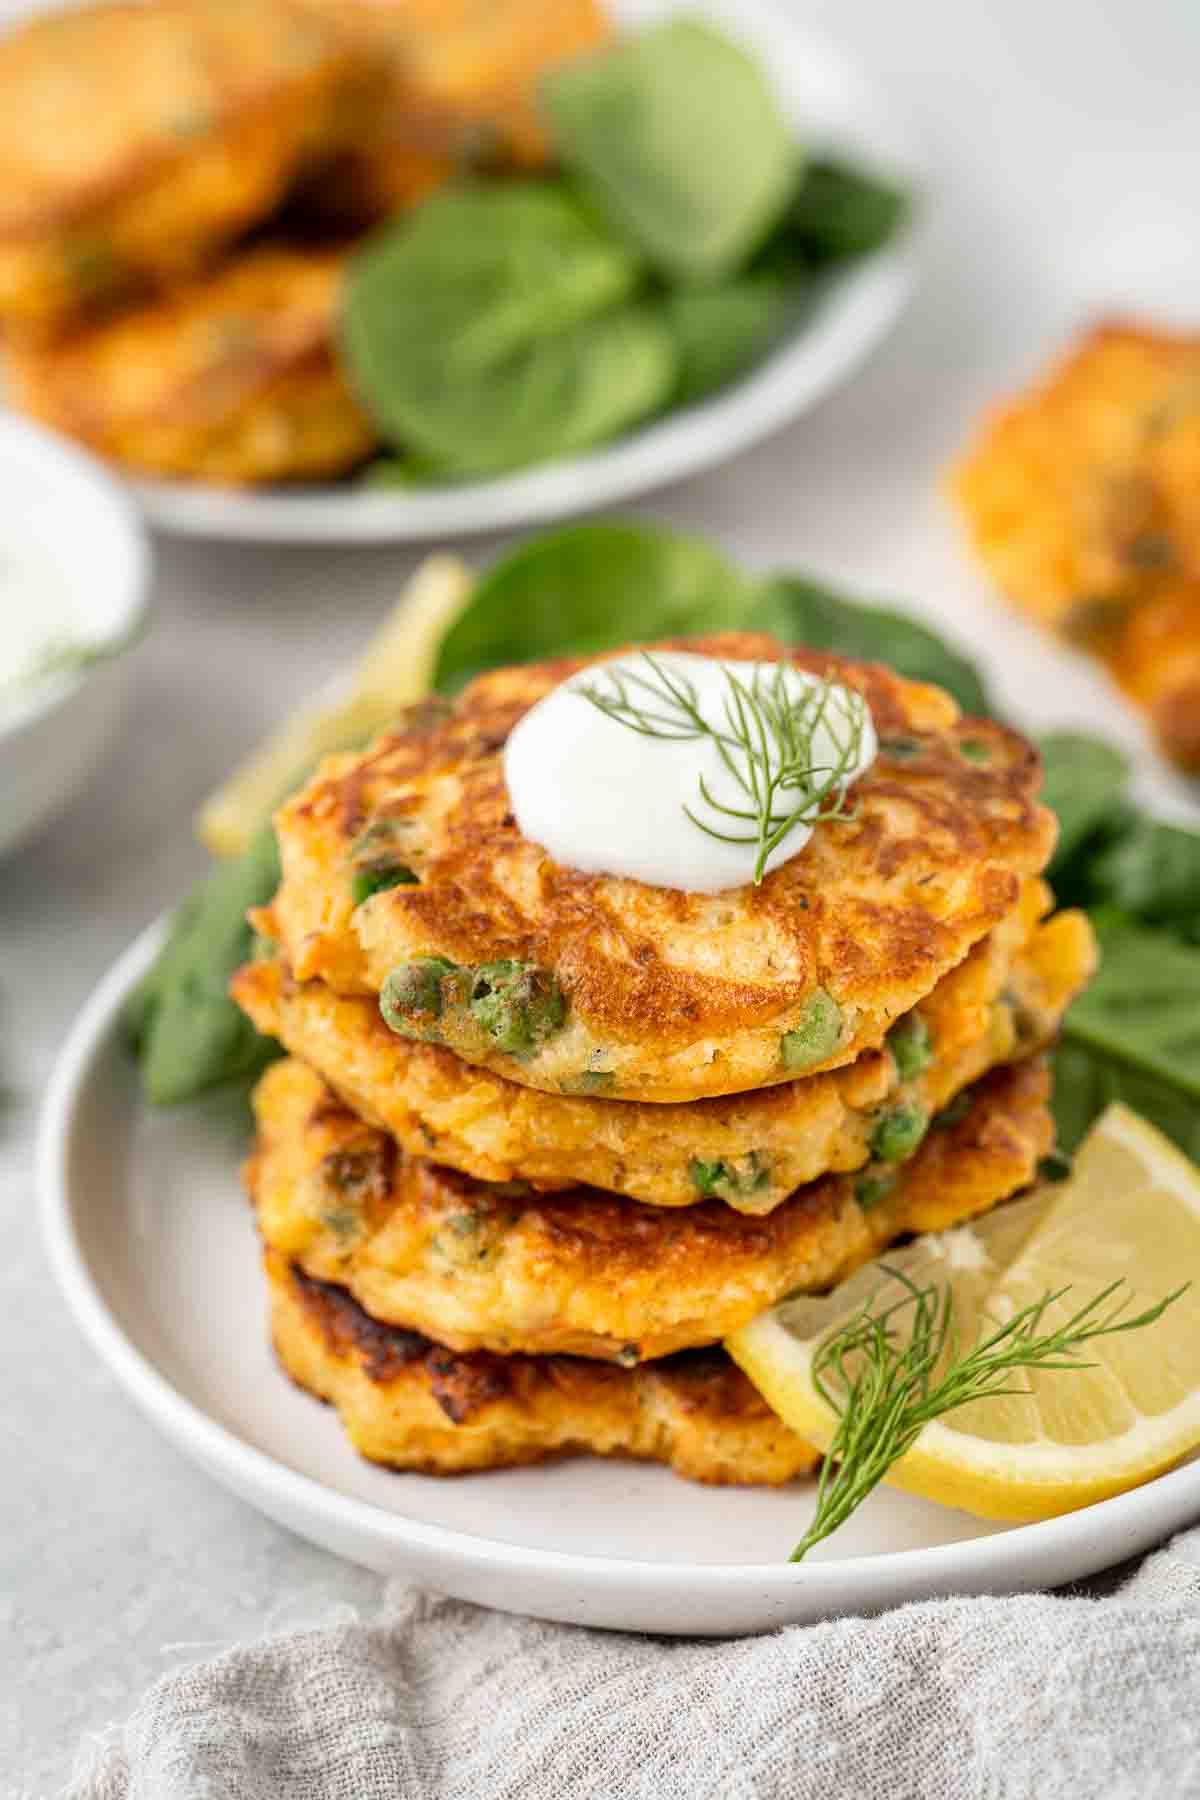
504, 651, 876, 894
0, 536, 94, 713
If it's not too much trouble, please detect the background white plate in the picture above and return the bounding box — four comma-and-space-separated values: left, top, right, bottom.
41, 930, 1200, 1636
132, 0, 922, 542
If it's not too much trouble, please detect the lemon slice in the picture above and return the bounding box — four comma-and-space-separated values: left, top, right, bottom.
196, 553, 474, 856
729, 1104, 1200, 1521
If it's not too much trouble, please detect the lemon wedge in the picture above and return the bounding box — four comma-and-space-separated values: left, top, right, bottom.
196, 553, 474, 856
729, 1104, 1200, 1521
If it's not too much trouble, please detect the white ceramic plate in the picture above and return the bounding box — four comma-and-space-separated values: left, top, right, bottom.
40, 928, 1200, 1636
131, 0, 922, 542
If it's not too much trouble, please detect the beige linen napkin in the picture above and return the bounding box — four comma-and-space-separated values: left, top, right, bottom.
71, 1527, 1200, 1800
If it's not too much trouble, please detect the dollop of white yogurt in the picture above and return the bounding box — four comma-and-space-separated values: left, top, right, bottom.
504, 651, 876, 894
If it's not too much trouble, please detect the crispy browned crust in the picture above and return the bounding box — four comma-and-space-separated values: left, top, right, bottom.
952, 321, 1200, 769
8, 244, 376, 483
269, 1248, 819, 1483
269, 634, 1057, 1101
0, 0, 375, 334
246, 1054, 1054, 1362
234, 885, 1092, 1212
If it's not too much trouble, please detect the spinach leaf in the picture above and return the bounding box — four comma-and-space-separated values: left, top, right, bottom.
424, 302, 676, 477
664, 258, 810, 405
342, 183, 674, 474
1037, 733, 1130, 878
785, 157, 910, 263
434, 521, 752, 694
1050, 911, 1200, 1158
1051, 1038, 1200, 1159
541, 19, 798, 283
1085, 818, 1200, 942
130, 824, 283, 1106
1062, 915, 1200, 1103
123, 887, 205, 1054
748, 575, 990, 716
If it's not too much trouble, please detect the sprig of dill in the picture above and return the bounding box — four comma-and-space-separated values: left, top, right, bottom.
577, 653, 867, 883
791, 1268, 1188, 1562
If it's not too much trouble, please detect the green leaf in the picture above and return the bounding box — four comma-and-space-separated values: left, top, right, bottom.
122, 887, 204, 1054
1067, 916, 1200, 1099
1051, 1037, 1200, 1161
350, 864, 418, 907
433, 521, 753, 693
341, 182, 674, 474
359, 457, 424, 489
785, 157, 909, 262
1037, 733, 1130, 878
136, 825, 283, 1106
748, 575, 990, 716
663, 257, 810, 405
1085, 817, 1200, 942
541, 19, 799, 283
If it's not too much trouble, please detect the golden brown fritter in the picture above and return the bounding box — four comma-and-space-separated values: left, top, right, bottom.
268, 1247, 819, 1484
247, 1055, 1054, 1362
298, 0, 612, 225
0, 0, 374, 338
952, 322, 1200, 769
8, 244, 376, 484
235, 885, 1094, 1212
268, 634, 1057, 1102
1099, 577, 1200, 772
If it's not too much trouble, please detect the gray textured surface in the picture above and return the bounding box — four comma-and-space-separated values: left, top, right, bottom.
5, 0, 1200, 1790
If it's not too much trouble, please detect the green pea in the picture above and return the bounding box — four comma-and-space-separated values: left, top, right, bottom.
320, 1207, 359, 1241
559, 1069, 617, 1095
688, 1152, 769, 1203
350, 864, 418, 907
470, 960, 567, 1056
855, 1170, 896, 1212
879, 735, 923, 759
934, 1091, 974, 1130
380, 957, 463, 1034
887, 1011, 932, 1081
959, 738, 992, 764
348, 818, 420, 906
780, 989, 843, 1071
870, 1101, 929, 1163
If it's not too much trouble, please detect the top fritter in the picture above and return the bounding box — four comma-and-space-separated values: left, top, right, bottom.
268, 632, 1056, 1103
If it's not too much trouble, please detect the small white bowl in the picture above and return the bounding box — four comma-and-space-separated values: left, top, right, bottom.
0, 415, 150, 856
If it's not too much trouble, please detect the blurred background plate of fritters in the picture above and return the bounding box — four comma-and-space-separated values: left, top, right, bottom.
0, 0, 922, 541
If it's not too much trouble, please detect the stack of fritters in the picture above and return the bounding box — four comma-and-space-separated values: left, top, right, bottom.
233, 632, 1096, 1485
0, 0, 610, 483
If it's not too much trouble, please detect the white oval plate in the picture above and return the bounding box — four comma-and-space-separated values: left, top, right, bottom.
40, 926, 1200, 1636
131, 0, 922, 542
